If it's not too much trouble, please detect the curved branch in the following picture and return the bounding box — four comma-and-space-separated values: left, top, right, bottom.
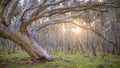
20, 0, 67, 32
5, 0, 18, 26
20, 0, 34, 21
21, 0, 67, 20
31, 18, 115, 46
20, 1, 120, 33
31, 12, 84, 33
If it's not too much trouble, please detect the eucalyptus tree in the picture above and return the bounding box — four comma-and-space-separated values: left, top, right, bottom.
0, 0, 119, 62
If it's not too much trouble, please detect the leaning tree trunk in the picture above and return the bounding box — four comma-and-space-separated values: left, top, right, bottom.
0, 24, 52, 62
6, 32, 52, 62
17, 33, 52, 62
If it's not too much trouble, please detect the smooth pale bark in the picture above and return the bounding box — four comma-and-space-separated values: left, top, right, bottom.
0, 24, 52, 62
0, 0, 119, 62
14, 34, 52, 61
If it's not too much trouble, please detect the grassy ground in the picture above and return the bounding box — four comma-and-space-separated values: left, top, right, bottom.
0, 49, 120, 68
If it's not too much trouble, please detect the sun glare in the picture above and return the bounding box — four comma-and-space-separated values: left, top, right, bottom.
62, 23, 83, 35
72, 27, 81, 33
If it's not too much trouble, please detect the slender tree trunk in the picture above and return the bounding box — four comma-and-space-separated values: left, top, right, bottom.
13, 43, 16, 53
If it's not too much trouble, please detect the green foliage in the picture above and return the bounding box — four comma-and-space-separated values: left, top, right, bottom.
0, 49, 29, 60
0, 49, 120, 68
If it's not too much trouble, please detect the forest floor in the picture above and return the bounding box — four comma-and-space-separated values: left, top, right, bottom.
0, 49, 120, 68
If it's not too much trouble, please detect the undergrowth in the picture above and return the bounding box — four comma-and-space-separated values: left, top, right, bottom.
0, 49, 120, 68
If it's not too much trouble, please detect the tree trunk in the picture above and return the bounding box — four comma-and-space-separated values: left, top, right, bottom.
17, 33, 52, 62
0, 27, 52, 62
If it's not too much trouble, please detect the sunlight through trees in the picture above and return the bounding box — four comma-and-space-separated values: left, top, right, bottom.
0, 0, 120, 66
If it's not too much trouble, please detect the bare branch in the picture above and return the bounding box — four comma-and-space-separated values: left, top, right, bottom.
20, 1, 120, 33
42, 1, 120, 16
20, 0, 48, 20
42, 0, 48, 4
0, 5, 5, 19
30, 0, 67, 18
20, 0, 34, 21
5, 0, 18, 26
31, 12, 84, 33
27, 1, 119, 22
31, 17, 115, 46
66, 21, 115, 46
20, 0, 67, 32
0, 6, 6, 25
0, 1, 9, 26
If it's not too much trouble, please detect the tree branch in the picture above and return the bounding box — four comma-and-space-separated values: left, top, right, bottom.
5, 0, 18, 26
20, 1, 120, 33
31, 0, 67, 18
31, 12, 84, 33
69, 21, 115, 46
31, 18, 115, 46
20, 0, 67, 32
20, 0, 34, 21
